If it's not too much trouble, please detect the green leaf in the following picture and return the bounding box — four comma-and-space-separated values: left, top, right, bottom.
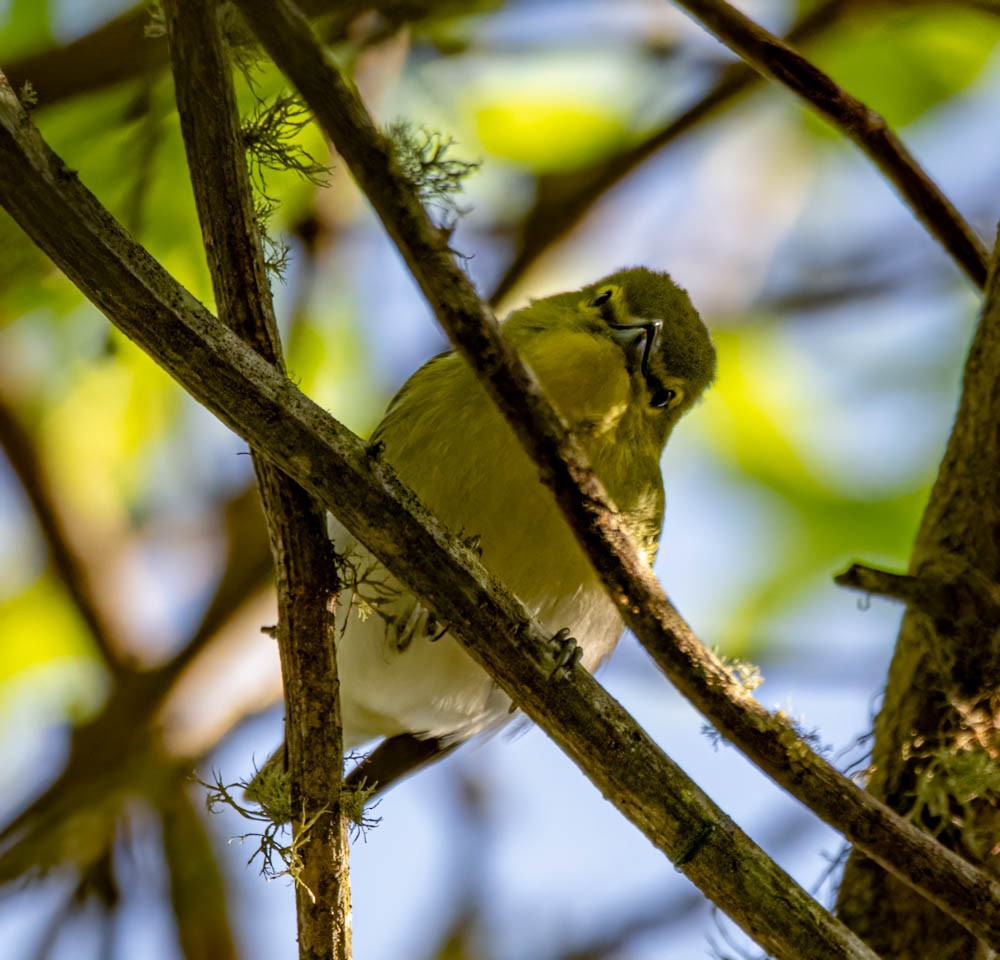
806, 6, 1000, 131
474, 98, 629, 172
0, 575, 104, 695
1, 0, 53, 61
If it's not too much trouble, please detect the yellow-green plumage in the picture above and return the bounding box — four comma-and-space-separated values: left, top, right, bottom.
329, 267, 715, 746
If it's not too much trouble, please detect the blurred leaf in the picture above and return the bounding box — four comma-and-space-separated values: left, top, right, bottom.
0, 575, 99, 692
704, 328, 826, 494
287, 310, 384, 428
703, 327, 925, 651
41, 336, 180, 523
807, 6, 1000, 131
474, 98, 629, 172
0, 0, 53, 61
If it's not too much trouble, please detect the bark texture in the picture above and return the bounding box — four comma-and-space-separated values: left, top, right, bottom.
837, 228, 1000, 957
164, 1, 351, 955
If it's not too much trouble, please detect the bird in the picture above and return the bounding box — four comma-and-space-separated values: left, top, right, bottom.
252, 267, 715, 799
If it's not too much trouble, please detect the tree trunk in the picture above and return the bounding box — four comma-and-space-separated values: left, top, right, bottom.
836, 228, 1000, 958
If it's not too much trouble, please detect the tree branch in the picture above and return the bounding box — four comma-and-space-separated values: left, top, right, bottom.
835, 561, 1000, 626
163, 1, 349, 956
0, 68, 882, 960
229, 0, 1000, 947
669, 0, 988, 289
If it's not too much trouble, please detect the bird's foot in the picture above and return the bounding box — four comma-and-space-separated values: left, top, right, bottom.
424, 612, 449, 642
549, 627, 582, 681
461, 532, 483, 557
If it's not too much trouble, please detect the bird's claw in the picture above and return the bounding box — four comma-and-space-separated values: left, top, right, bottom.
424, 612, 449, 642
462, 533, 483, 557
549, 627, 581, 681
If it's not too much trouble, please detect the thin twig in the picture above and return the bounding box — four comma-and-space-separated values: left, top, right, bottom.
838, 561, 932, 596
229, 0, 1000, 947
0, 67, 881, 960
835, 561, 1000, 625
670, 0, 989, 288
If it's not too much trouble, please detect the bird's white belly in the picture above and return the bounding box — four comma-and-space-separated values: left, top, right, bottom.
331, 530, 623, 747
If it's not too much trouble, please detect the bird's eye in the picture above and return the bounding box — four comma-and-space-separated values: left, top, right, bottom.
591, 289, 613, 307
650, 387, 677, 409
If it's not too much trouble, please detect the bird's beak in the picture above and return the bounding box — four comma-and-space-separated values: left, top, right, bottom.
609, 318, 662, 379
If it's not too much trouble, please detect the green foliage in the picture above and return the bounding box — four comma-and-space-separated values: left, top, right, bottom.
0, 576, 104, 706
808, 5, 1000, 131
0, 0, 52, 59
697, 326, 931, 653
474, 98, 629, 172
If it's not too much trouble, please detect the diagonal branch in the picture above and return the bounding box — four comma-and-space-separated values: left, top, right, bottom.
0, 68, 880, 960
231, 0, 1000, 947
163, 1, 349, 956
669, 0, 989, 288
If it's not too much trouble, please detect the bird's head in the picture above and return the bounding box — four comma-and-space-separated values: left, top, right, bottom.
507, 267, 715, 448
581, 266, 715, 418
